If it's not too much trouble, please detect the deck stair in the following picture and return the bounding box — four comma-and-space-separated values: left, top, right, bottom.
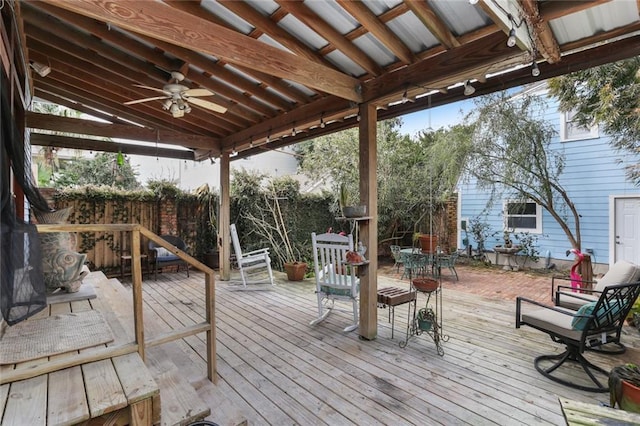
92, 273, 211, 426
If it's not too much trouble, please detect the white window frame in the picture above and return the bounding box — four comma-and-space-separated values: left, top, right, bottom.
560, 110, 598, 141
503, 200, 542, 234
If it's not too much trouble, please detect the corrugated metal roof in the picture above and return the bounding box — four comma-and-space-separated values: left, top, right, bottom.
14, 0, 640, 160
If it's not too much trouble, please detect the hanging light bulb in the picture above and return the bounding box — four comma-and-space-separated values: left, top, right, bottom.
320, 114, 326, 128
292, 127, 297, 136
266, 132, 271, 143
507, 27, 517, 47
469, 0, 479, 4
463, 80, 475, 96
250, 137, 254, 148
401, 88, 408, 104
531, 61, 540, 77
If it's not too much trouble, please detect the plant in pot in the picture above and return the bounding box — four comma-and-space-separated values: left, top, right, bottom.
195, 183, 219, 269
339, 182, 366, 218
609, 363, 640, 413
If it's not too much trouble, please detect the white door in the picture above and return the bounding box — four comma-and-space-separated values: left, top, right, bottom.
614, 197, 640, 264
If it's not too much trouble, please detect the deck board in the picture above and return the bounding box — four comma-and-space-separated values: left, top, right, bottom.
118, 269, 640, 426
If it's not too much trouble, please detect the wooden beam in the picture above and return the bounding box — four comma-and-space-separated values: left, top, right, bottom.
218, 0, 329, 68
405, 0, 461, 49
27, 112, 220, 151
361, 31, 517, 103
358, 102, 378, 341
30, 133, 197, 160
33, 89, 133, 126
275, 0, 383, 76
164, 0, 318, 104
337, 0, 416, 64
40, 0, 362, 102
538, 0, 612, 21
520, 0, 561, 63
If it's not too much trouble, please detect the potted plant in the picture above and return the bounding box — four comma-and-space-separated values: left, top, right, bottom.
339, 182, 366, 218
609, 363, 640, 413
195, 184, 219, 269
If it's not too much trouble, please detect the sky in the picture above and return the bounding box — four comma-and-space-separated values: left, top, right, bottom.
398, 98, 475, 137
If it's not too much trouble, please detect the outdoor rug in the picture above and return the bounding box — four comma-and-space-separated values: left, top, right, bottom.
0, 310, 114, 364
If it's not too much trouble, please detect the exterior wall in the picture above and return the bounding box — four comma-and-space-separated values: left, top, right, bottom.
458, 91, 640, 271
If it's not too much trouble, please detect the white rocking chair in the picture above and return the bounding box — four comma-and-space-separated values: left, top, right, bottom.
230, 224, 275, 287
310, 232, 359, 332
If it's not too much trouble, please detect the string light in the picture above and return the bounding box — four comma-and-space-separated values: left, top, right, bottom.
531, 61, 540, 77
401, 88, 408, 104
463, 80, 475, 96
320, 113, 326, 128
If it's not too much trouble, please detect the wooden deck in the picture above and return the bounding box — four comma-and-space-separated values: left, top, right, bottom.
126, 268, 639, 426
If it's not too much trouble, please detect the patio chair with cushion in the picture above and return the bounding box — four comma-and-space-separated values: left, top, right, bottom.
148, 235, 190, 281
552, 260, 640, 354
516, 281, 640, 392
230, 223, 274, 287
310, 231, 359, 332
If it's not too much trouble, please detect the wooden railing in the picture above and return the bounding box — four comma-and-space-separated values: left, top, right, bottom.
2, 223, 217, 384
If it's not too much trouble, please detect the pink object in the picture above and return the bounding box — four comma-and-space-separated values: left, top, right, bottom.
569, 248, 585, 291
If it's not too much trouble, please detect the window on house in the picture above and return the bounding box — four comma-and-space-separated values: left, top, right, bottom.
560, 110, 598, 141
504, 201, 542, 233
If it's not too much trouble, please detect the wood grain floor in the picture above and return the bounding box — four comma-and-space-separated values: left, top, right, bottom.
124, 267, 640, 426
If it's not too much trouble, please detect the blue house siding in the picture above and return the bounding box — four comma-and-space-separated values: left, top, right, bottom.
459, 89, 639, 268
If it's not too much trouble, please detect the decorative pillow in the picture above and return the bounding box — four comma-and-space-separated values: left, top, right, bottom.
155, 247, 172, 257
571, 302, 596, 330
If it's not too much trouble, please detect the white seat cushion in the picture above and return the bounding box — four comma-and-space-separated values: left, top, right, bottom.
594, 260, 640, 291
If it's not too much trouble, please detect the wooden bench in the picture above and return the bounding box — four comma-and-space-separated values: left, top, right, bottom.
377, 287, 416, 338
0, 274, 160, 425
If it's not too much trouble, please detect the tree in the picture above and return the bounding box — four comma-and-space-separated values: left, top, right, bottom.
548, 58, 640, 185
461, 92, 583, 251
53, 152, 140, 190
295, 118, 468, 244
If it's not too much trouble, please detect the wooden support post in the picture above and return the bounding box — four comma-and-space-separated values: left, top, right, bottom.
358, 102, 378, 340
205, 271, 217, 383
130, 228, 145, 361
220, 153, 231, 281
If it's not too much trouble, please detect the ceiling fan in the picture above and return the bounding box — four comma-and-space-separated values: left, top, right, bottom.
124, 71, 227, 118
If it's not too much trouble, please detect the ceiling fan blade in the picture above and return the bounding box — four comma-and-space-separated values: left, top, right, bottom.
124, 96, 169, 105
183, 88, 213, 97
188, 97, 227, 114
133, 84, 171, 95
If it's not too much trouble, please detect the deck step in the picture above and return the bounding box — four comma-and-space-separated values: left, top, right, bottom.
94, 275, 211, 425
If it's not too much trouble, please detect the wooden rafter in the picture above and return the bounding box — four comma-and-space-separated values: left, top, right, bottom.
27, 112, 219, 151
519, 0, 561, 63
274, 0, 383, 76
336, 0, 416, 64
404, 0, 461, 49
40, 0, 363, 102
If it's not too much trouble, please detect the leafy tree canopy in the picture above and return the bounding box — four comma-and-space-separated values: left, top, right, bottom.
53, 152, 141, 190
548, 58, 640, 185
295, 118, 469, 242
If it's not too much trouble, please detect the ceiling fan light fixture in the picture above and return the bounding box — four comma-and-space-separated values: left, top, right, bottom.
463, 80, 475, 96
162, 99, 172, 110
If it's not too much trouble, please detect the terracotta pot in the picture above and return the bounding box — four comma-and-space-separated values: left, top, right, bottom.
412, 278, 439, 293
418, 234, 438, 253
284, 262, 307, 281
621, 379, 640, 413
